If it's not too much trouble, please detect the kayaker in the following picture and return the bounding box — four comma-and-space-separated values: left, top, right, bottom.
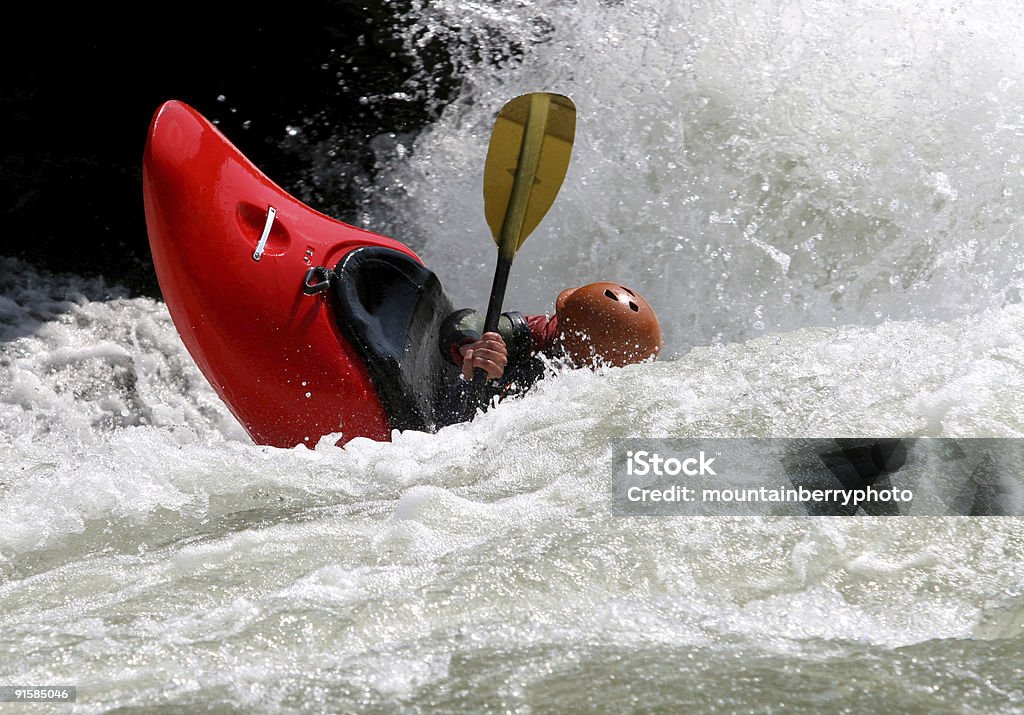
438, 281, 662, 419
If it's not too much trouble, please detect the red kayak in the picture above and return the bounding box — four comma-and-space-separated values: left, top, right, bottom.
144, 100, 457, 447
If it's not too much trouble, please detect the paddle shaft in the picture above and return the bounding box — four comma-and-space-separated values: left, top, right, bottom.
471, 257, 512, 384
482, 257, 512, 335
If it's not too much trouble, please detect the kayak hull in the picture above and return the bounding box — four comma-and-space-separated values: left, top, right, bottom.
143, 100, 420, 447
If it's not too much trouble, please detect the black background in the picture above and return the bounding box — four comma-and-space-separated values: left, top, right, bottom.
3, 2, 458, 296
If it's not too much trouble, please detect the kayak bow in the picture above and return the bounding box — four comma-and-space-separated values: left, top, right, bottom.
143, 100, 421, 447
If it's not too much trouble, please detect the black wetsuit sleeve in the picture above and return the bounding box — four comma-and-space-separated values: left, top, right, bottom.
436, 309, 547, 425
438, 309, 533, 368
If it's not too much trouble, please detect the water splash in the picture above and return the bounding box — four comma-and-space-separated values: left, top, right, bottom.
367, 0, 1024, 353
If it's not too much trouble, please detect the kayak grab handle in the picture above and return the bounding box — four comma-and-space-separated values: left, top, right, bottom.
302, 266, 335, 295
252, 206, 278, 261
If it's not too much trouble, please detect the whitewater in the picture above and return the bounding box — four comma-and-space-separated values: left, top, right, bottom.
3, 0, 1024, 711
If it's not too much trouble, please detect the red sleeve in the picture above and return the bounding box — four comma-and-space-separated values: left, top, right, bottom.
525, 314, 559, 354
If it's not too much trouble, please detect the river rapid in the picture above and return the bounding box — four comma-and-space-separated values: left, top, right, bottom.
3, 1, 1024, 712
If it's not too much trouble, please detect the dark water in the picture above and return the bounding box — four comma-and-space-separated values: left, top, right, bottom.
3, 1, 460, 296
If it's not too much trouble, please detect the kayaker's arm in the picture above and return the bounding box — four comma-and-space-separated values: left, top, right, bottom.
438, 309, 533, 378
436, 309, 553, 426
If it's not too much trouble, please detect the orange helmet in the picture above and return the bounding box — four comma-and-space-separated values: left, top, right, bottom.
555, 282, 663, 367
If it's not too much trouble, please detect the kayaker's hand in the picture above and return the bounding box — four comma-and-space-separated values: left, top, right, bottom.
460, 332, 507, 381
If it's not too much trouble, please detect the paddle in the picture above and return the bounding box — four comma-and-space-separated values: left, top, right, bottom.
467, 92, 576, 408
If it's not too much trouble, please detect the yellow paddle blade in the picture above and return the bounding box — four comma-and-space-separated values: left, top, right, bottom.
483, 93, 576, 261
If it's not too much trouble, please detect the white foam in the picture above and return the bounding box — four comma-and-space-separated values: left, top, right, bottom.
369, 0, 1024, 353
